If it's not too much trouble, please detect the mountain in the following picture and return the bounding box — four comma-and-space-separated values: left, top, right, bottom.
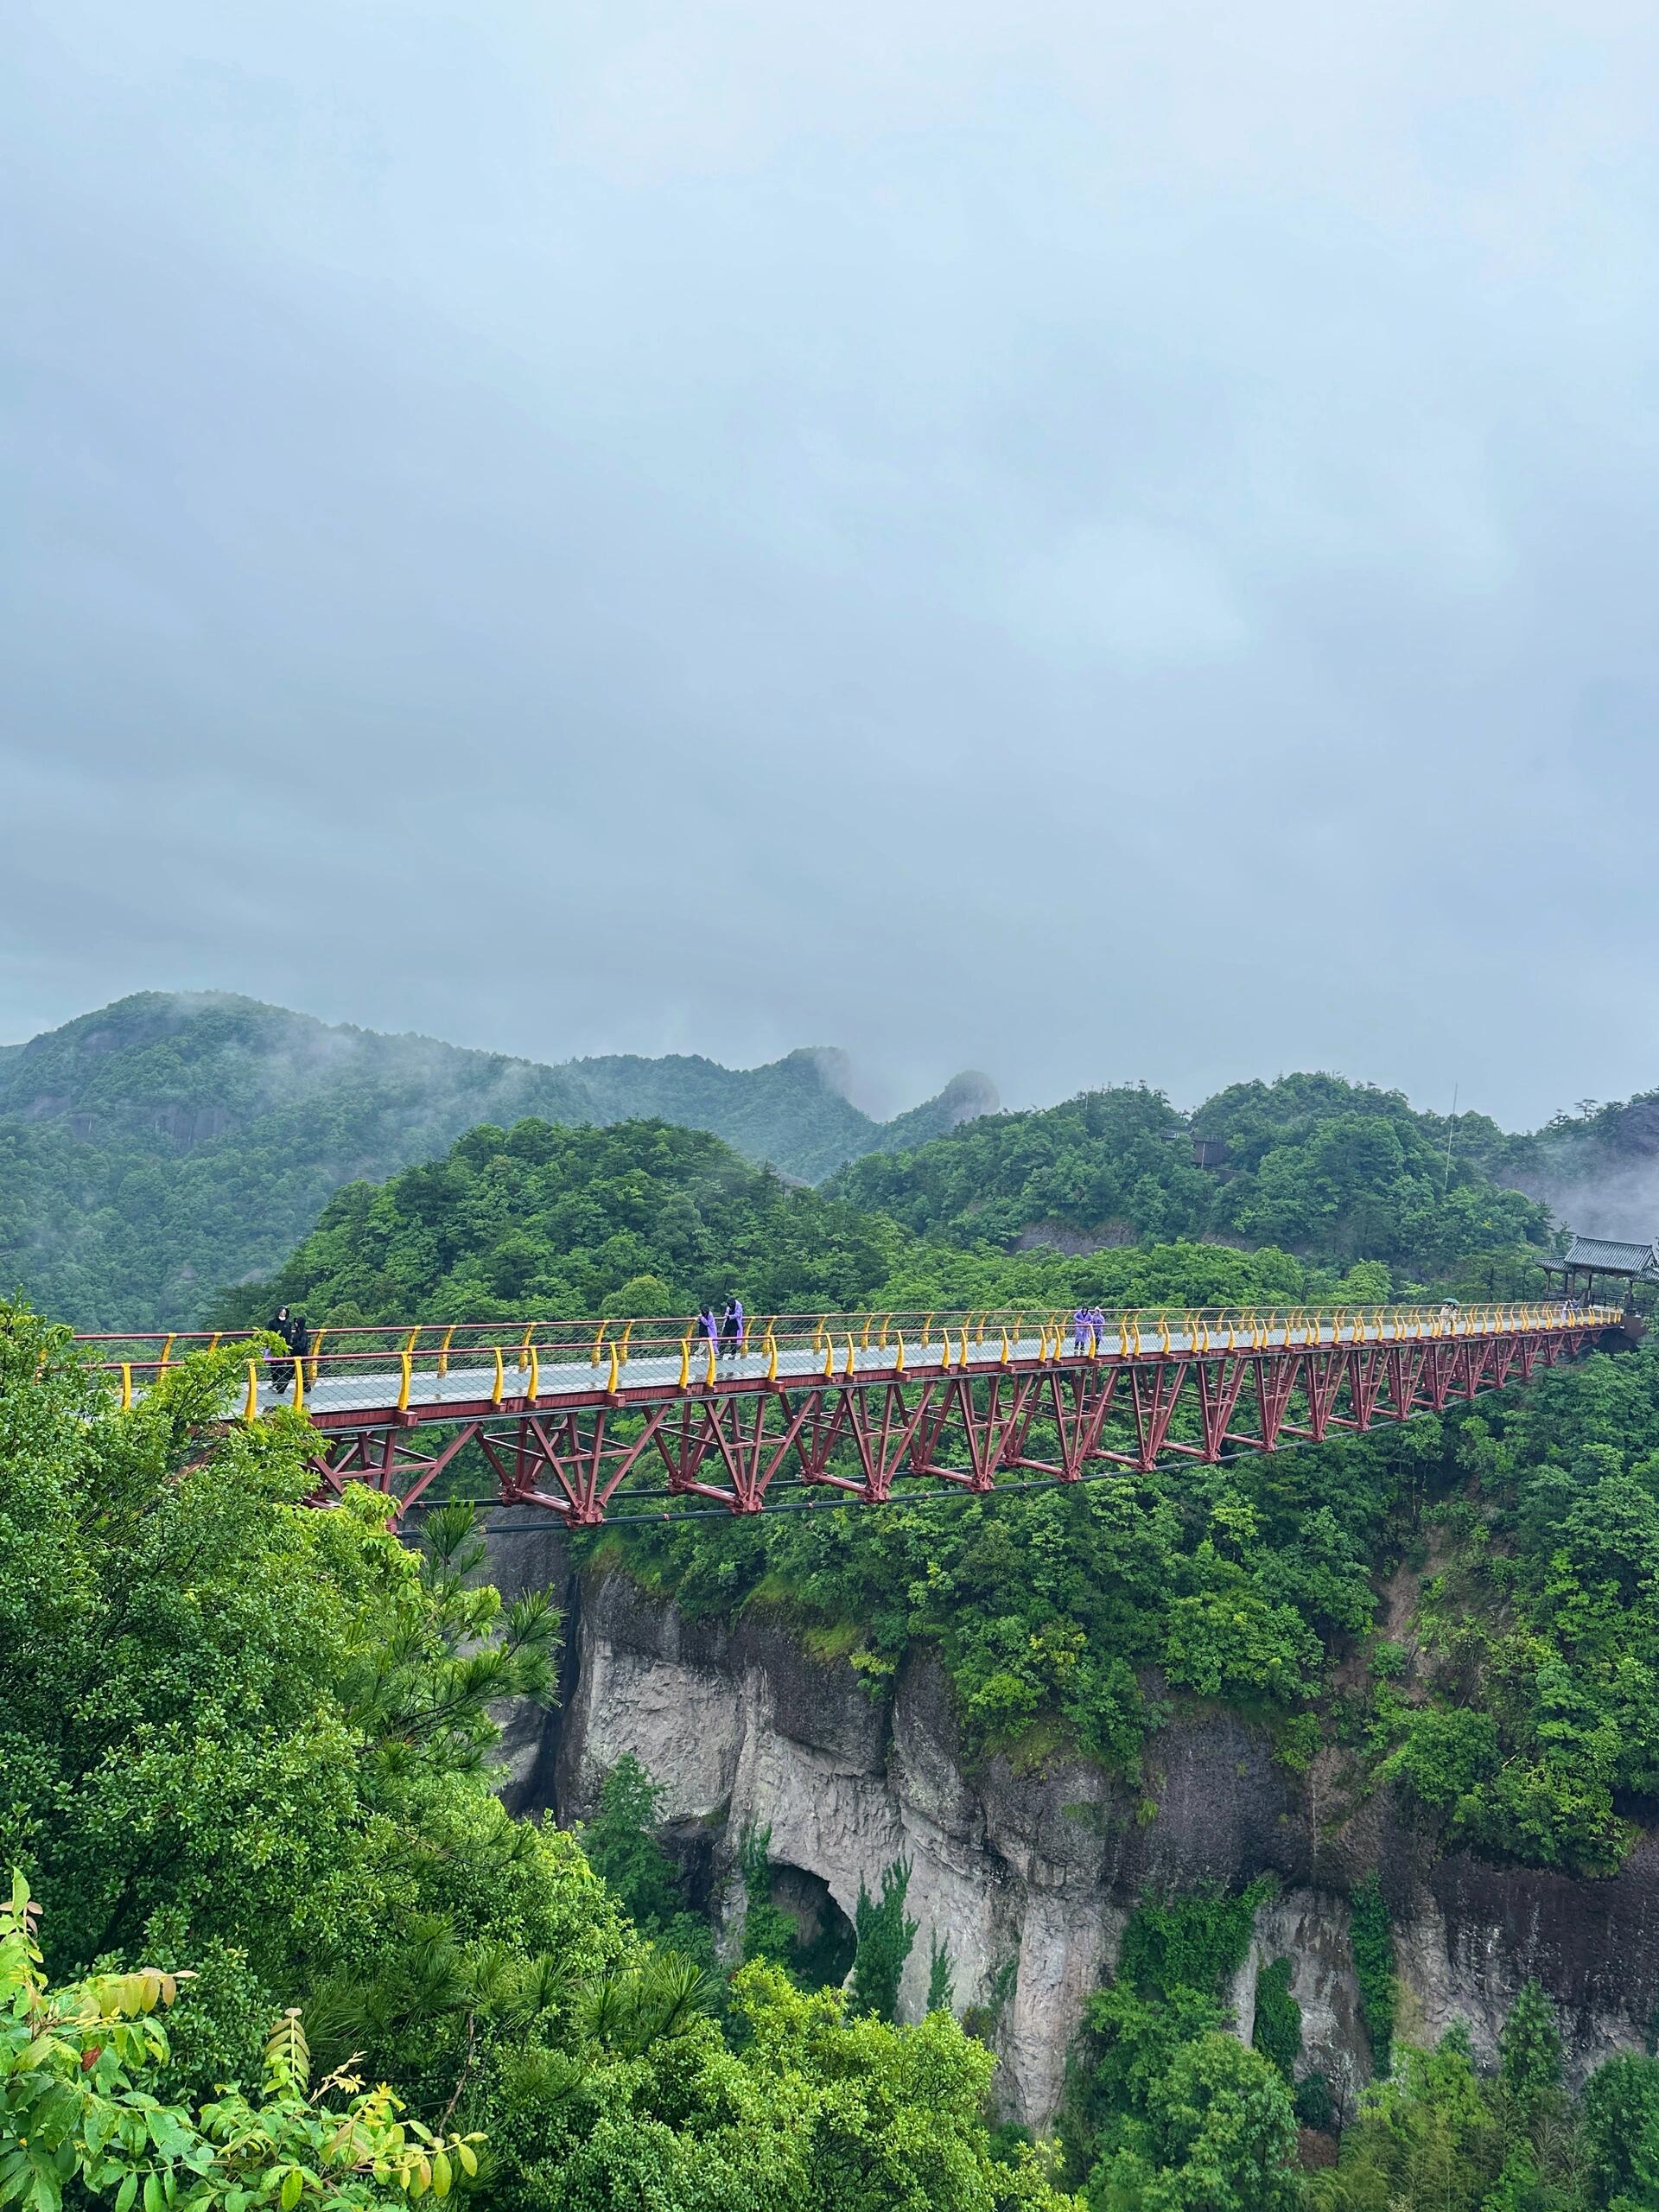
0, 993, 992, 1328
829, 1071, 1552, 1286
217, 1116, 906, 1327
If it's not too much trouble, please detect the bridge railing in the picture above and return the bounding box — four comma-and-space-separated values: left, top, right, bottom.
73, 1301, 1621, 1414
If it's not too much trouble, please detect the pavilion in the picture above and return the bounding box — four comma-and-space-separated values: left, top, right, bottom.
1539, 1234, 1659, 1309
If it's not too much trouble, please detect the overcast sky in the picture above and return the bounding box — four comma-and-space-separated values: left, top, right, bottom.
6, 0, 1659, 1125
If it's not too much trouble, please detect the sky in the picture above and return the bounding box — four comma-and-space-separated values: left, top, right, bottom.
6, 0, 1659, 1128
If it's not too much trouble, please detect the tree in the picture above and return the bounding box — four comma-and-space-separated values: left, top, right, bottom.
1498, 1980, 1562, 2120
850, 1859, 918, 2024
738, 1825, 798, 1969
928, 1931, 957, 2017
1087, 2032, 1298, 2212
578, 1758, 685, 1936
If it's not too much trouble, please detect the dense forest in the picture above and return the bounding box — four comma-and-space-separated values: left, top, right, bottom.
0, 995, 986, 1328
830, 1074, 1551, 1281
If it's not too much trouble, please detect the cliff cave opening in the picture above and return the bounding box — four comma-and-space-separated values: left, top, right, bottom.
768, 1861, 856, 1990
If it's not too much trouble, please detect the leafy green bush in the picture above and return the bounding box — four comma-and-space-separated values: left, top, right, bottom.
850, 1859, 918, 2024
1350, 1876, 1397, 2078
1252, 1957, 1303, 2082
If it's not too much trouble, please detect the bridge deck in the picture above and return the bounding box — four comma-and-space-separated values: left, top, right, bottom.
84, 1301, 1618, 1428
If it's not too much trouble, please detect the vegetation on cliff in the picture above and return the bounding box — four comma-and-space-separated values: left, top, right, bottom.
1369, 1343, 1659, 1875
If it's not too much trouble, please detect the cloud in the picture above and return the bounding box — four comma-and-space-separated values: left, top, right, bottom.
4, 0, 1659, 1126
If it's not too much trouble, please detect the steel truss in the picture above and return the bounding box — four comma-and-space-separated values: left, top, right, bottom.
303, 1325, 1592, 1525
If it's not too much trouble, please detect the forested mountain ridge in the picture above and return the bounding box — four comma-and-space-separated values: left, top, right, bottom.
0, 993, 990, 1328
830, 1072, 1553, 1283
219, 1113, 1364, 1332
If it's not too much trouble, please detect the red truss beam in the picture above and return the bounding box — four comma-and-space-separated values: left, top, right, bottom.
294, 1323, 1606, 1527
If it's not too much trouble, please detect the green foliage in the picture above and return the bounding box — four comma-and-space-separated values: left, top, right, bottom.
579, 1758, 684, 1935
928, 1931, 958, 2017
1498, 1980, 1562, 2120
1251, 1959, 1303, 2083
1349, 1878, 1397, 2080
0, 1876, 481, 2212
1579, 2051, 1659, 2208
1116, 1882, 1273, 2004
1305, 2027, 1505, 2212
1064, 1887, 1295, 2211
831, 1072, 1549, 1281
1305, 2011, 1659, 2212
0, 1301, 1079, 2212
738, 1825, 798, 1970
1370, 1344, 1659, 1875
224, 1116, 909, 1327
850, 1859, 918, 2024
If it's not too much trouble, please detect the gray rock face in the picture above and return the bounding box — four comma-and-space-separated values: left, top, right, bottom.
512, 1570, 1659, 2126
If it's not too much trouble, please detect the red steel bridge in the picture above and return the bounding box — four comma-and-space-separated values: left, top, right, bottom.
79, 1300, 1624, 1529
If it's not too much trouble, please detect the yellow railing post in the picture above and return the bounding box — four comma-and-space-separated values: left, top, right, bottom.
158, 1333, 175, 1376
822, 1339, 835, 1379
120, 1362, 132, 1411
1001, 1328, 1012, 1367
207, 1332, 221, 1353
292, 1359, 305, 1413
705, 1339, 718, 1387
678, 1338, 691, 1389
493, 1347, 506, 1405
620, 1322, 634, 1367
245, 1361, 259, 1420
398, 1352, 412, 1414
846, 1332, 857, 1377
609, 1343, 623, 1392
766, 1332, 779, 1383
439, 1323, 455, 1377
308, 1326, 325, 1387
528, 1345, 540, 1402
592, 1321, 608, 1368
1159, 1312, 1172, 1356
922, 1312, 934, 1350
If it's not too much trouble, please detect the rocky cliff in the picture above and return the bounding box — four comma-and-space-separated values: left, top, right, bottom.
489, 1531, 1659, 2127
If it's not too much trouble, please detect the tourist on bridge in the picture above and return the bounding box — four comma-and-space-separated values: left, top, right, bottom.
696, 1304, 720, 1346
266, 1304, 306, 1395
1072, 1306, 1089, 1356
722, 1296, 746, 1361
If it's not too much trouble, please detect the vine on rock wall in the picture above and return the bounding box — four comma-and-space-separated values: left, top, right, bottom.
1351, 1874, 1397, 2078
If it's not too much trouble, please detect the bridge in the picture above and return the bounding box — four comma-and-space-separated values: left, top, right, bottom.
79, 1300, 1622, 1528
